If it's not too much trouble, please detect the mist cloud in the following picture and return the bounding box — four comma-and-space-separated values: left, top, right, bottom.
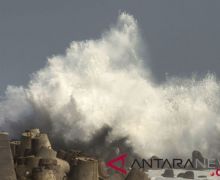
1, 13, 220, 158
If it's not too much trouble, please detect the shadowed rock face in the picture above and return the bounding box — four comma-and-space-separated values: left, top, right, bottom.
177, 171, 194, 179
68, 157, 99, 180
161, 169, 174, 178
192, 150, 207, 169
8, 128, 104, 180
11, 129, 70, 180
0, 133, 17, 180
125, 168, 150, 180
2, 128, 214, 180
5, 126, 154, 180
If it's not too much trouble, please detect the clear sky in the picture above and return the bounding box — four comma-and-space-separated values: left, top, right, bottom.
0, 0, 220, 93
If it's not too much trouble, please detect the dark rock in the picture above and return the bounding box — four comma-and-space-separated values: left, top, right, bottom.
192, 150, 207, 169
125, 168, 150, 180
177, 171, 194, 179
57, 150, 66, 159
161, 169, 174, 178
198, 175, 207, 178
0, 133, 17, 180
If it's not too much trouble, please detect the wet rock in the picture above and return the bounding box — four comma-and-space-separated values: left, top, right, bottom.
68, 157, 99, 180
198, 175, 207, 178
125, 168, 150, 180
161, 169, 174, 178
36, 146, 57, 158
150, 156, 163, 169
32, 168, 56, 180
57, 149, 66, 159
177, 171, 194, 179
192, 150, 208, 169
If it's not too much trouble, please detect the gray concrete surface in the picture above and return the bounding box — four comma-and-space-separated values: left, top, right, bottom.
0, 133, 17, 180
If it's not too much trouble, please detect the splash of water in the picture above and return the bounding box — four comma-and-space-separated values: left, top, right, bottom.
1, 13, 220, 158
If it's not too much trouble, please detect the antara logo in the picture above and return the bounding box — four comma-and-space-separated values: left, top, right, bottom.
106, 154, 128, 175
106, 154, 220, 177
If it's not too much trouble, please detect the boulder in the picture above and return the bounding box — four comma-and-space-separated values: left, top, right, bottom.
125, 168, 150, 180
177, 171, 194, 179
161, 169, 174, 178
192, 150, 207, 169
